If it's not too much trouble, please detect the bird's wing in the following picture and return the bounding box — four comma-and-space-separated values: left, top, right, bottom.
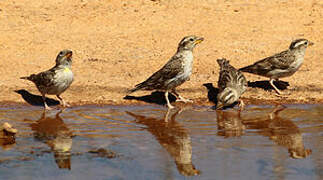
240, 50, 295, 76
218, 68, 232, 91
218, 65, 240, 90
218, 62, 247, 91
130, 54, 183, 92
27, 68, 57, 88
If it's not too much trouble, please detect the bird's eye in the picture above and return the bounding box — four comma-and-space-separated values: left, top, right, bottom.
304, 41, 308, 45
189, 38, 194, 41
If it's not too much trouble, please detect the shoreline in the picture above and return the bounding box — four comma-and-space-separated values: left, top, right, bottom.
1, 90, 322, 109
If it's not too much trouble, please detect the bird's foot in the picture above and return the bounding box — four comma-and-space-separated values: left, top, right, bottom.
176, 96, 193, 103
275, 91, 290, 98
56, 95, 70, 108
167, 104, 175, 109
61, 99, 70, 108
238, 100, 245, 111
44, 106, 53, 111
270, 79, 289, 97
43, 101, 53, 110
62, 103, 70, 108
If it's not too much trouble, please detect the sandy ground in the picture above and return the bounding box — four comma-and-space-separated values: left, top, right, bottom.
0, 0, 322, 107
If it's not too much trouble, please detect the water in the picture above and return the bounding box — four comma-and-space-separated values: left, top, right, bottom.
0, 104, 322, 180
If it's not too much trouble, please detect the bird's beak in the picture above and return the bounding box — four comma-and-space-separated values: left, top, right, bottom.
308, 41, 314, 46
65, 52, 73, 58
194, 37, 204, 44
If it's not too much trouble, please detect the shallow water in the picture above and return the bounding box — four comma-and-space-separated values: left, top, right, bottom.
0, 104, 322, 180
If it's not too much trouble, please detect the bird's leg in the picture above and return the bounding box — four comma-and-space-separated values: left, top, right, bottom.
238, 99, 245, 112
270, 79, 289, 97
42, 94, 52, 110
216, 102, 224, 110
171, 89, 193, 103
177, 95, 193, 103
165, 91, 174, 109
57, 95, 70, 107
269, 79, 283, 95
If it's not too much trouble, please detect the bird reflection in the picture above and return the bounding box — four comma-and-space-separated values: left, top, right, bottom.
29, 111, 73, 169
0, 122, 17, 150
126, 108, 200, 176
216, 110, 245, 137
244, 105, 312, 159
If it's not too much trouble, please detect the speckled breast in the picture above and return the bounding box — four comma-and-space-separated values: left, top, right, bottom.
47, 68, 74, 95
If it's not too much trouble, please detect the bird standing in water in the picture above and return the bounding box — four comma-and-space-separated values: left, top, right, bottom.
128, 35, 204, 109
21, 50, 74, 110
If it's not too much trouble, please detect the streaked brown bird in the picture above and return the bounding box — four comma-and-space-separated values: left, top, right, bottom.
217, 58, 247, 110
239, 39, 313, 95
128, 35, 204, 109
20, 50, 74, 110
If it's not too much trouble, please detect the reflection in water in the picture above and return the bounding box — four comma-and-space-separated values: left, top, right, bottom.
0, 123, 17, 150
0, 105, 322, 179
216, 111, 245, 137
126, 108, 200, 176
29, 111, 73, 169
244, 106, 312, 159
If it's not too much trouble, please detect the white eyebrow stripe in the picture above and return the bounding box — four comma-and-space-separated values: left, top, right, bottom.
294, 40, 306, 48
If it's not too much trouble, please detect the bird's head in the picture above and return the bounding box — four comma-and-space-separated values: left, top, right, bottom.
289, 39, 314, 51
216, 87, 239, 109
56, 49, 73, 67
177, 35, 204, 51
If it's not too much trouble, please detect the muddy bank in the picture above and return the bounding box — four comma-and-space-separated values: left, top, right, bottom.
2, 84, 323, 109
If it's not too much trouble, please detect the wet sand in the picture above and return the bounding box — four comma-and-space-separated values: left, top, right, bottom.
0, 0, 323, 107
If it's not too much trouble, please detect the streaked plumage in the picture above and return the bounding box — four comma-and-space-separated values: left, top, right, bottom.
240, 39, 314, 95
128, 35, 204, 109
217, 58, 247, 110
21, 50, 74, 110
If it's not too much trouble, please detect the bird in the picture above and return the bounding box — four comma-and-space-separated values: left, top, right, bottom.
239, 39, 314, 95
216, 58, 247, 110
128, 35, 204, 109
20, 49, 74, 110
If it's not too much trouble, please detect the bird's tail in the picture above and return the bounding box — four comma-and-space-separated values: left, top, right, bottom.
20, 74, 35, 82
239, 65, 254, 73
127, 82, 145, 94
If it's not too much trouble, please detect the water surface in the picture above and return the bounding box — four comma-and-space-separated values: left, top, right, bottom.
0, 104, 322, 180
